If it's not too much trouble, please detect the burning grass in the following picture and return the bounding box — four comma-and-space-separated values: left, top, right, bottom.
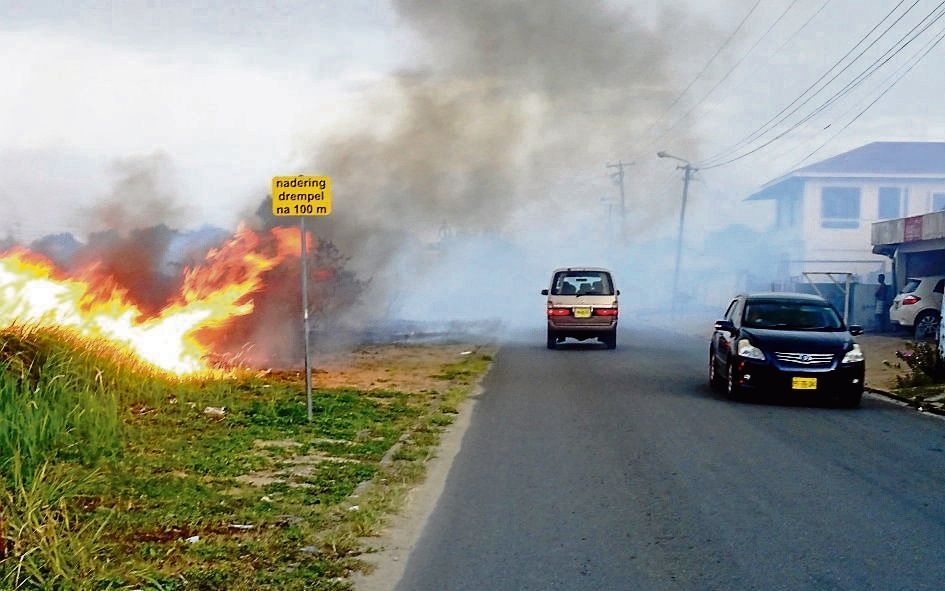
0, 326, 493, 590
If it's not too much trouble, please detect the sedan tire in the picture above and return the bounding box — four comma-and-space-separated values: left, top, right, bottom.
709, 349, 723, 391
726, 361, 744, 401
837, 389, 863, 409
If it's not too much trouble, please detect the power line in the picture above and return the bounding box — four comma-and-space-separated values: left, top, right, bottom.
698, 0, 945, 170
629, 0, 763, 160
766, 0, 834, 58
662, 0, 764, 115
692, 0, 834, 134
698, 0, 923, 167
646, 0, 804, 149
790, 21, 945, 169
697, 0, 917, 167
639, 0, 833, 172
703, 0, 945, 169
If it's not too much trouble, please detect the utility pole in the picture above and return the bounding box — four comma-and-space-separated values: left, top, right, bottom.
672, 163, 696, 310
606, 160, 633, 238
656, 151, 697, 310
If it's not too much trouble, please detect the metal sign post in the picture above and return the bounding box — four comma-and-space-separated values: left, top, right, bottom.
300, 216, 313, 422
271, 175, 332, 423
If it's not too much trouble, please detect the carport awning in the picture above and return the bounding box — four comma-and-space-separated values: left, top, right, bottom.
872, 244, 897, 258
872, 210, 945, 248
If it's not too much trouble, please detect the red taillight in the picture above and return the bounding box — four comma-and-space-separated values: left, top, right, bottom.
593, 307, 618, 317
548, 308, 571, 317
902, 295, 921, 306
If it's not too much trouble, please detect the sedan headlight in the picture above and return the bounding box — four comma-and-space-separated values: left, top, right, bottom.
842, 344, 864, 363
737, 338, 765, 360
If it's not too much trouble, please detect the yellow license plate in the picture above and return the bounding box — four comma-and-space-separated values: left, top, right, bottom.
573, 307, 592, 319
792, 377, 818, 390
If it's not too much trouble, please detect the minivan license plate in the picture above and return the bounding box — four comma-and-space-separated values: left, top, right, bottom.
792, 377, 817, 390
573, 307, 592, 319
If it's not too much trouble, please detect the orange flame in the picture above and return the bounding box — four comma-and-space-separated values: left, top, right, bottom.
0, 224, 301, 375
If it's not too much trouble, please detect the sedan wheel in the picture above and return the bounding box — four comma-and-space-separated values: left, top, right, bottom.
837, 389, 863, 408
709, 349, 723, 391
726, 362, 743, 401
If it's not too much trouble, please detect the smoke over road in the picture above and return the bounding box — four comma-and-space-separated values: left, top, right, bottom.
270, 0, 725, 329
7, 2, 782, 366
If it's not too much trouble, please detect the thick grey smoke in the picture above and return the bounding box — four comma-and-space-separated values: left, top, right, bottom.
278, 0, 728, 330
310, 0, 682, 233
82, 152, 189, 233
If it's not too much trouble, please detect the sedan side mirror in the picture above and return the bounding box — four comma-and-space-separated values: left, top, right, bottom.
849, 324, 863, 336
616, 289, 621, 296
541, 289, 549, 296
714, 319, 735, 333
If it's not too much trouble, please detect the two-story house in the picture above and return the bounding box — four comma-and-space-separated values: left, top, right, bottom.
747, 141, 945, 283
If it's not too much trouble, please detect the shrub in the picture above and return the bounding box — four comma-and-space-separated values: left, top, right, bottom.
895, 340, 945, 387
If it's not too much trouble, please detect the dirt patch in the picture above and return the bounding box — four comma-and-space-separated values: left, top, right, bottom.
235, 471, 283, 487
858, 334, 916, 390
309, 344, 488, 393
253, 439, 301, 450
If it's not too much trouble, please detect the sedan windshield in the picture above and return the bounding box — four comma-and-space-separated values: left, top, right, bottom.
743, 301, 843, 331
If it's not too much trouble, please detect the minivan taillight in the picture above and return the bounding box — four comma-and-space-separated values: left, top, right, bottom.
902, 295, 921, 306
548, 308, 571, 317
593, 307, 618, 316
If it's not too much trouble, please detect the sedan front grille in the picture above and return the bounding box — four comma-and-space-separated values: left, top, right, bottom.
774, 352, 835, 365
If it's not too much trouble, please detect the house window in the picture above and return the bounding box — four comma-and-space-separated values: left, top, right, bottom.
821, 187, 861, 229
932, 192, 945, 212
878, 187, 902, 220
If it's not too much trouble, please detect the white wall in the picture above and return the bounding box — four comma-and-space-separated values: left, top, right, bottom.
796, 179, 891, 279
776, 178, 945, 280
903, 182, 945, 216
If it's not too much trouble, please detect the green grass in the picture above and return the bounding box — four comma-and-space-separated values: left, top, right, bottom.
0, 326, 492, 590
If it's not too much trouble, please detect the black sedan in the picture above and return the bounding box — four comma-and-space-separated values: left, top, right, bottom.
709, 293, 865, 407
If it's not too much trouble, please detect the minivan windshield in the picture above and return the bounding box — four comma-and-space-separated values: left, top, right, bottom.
742, 301, 844, 331
551, 271, 614, 296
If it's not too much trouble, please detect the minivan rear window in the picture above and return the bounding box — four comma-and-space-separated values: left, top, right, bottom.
551, 271, 614, 296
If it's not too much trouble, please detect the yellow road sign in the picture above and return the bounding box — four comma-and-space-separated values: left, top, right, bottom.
271, 175, 332, 216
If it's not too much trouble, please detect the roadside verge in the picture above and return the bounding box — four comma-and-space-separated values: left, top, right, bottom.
0, 327, 495, 591
858, 334, 945, 416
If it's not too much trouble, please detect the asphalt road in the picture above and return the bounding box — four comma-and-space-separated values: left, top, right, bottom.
393, 328, 945, 591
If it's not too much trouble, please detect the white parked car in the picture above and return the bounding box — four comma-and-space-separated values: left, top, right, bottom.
889, 275, 945, 338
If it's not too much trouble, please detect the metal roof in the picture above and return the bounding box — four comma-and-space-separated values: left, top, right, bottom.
551, 267, 613, 273
794, 141, 945, 176
747, 141, 945, 200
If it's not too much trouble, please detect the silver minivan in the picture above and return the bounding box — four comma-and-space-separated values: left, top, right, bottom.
541, 267, 619, 349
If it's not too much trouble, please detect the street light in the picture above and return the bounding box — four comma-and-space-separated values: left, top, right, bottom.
657, 151, 698, 310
